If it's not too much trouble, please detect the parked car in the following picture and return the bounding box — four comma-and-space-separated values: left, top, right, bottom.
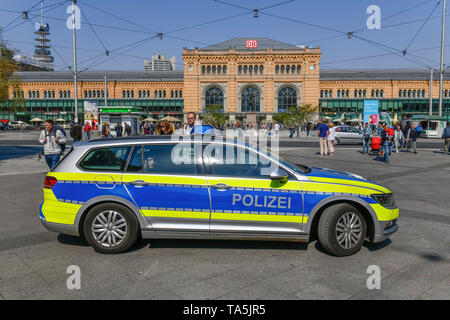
40, 136, 399, 256
333, 126, 363, 145
9, 121, 30, 129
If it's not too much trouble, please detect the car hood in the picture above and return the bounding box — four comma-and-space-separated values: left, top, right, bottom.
305, 167, 390, 193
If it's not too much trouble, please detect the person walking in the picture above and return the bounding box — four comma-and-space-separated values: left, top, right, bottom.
327, 123, 336, 156
124, 123, 132, 136
39, 119, 66, 169
143, 121, 150, 135
442, 121, 450, 155
184, 112, 197, 135
83, 121, 91, 141
317, 119, 329, 157
101, 121, 110, 138
273, 121, 280, 137
306, 122, 311, 138
70, 121, 82, 142
115, 122, 123, 137
406, 123, 419, 153
394, 124, 403, 153
381, 124, 394, 163
289, 123, 295, 138
362, 122, 371, 154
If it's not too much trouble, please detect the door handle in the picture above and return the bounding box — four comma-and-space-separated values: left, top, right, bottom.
211, 183, 232, 190
129, 180, 149, 187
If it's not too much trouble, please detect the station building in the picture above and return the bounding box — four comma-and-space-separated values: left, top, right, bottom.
3, 37, 450, 123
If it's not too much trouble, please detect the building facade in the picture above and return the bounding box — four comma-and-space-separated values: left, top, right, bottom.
3, 38, 450, 122
144, 54, 176, 71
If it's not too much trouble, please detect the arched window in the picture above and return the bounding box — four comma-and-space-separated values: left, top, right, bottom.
286, 65, 290, 74
241, 86, 260, 112
205, 87, 224, 112
223, 66, 227, 74
249, 65, 253, 74
244, 65, 248, 74
260, 65, 264, 74
275, 65, 279, 74
278, 87, 297, 112
218, 65, 222, 74
212, 65, 216, 74
254, 65, 258, 75
154, 90, 158, 98
238, 65, 242, 74
207, 66, 211, 74
280, 65, 285, 74
202, 66, 206, 75
297, 65, 301, 74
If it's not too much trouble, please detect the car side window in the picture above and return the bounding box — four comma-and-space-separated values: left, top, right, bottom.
335, 127, 341, 132
79, 146, 131, 171
205, 145, 279, 179
141, 144, 199, 175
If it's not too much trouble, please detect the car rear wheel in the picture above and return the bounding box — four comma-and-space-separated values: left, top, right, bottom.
317, 203, 367, 256
84, 203, 139, 254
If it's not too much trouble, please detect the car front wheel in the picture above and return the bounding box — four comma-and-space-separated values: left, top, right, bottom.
333, 138, 339, 146
318, 203, 367, 256
84, 203, 139, 254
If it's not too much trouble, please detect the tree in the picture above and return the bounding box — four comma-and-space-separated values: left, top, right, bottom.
0, 44, 23, 112
274, 104, 317, 127
200, 105, 228, 127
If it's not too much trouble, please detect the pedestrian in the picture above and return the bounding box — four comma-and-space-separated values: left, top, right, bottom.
39, 119, 66, 170
401, 124, 408, 148
184, 112, 196, 135
289, 123, 295, 138
362, 122, 371, 154
376, 122, 384, 136
70, 121, 82, 142
406, 123, 419, 153
381, 124, 394, 163
54, 122, 67, 154
442, 121, 450, 155
115, 122, 123, 137
317, 118, 329, 157
394, 124, 403, 153
160, 120, 173, 135
273, 121, 280, 137
327, 123, 336, 156
83, 121, 91, 141
306, 122, 311, 138
101, 121, 110, 138
125, 123, 132, 136
144, 121, 150, 135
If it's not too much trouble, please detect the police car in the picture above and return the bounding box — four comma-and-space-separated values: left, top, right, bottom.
39, 136, 398, 256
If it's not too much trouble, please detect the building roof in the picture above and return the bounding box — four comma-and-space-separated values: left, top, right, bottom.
15, 70, 184, 82
320, 69, 450, 81
201, 37, 302, 50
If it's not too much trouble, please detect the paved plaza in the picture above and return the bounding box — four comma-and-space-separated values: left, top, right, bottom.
0, 130, 448, 300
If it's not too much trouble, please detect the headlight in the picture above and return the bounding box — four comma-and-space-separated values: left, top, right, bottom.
371, 193, 395, 207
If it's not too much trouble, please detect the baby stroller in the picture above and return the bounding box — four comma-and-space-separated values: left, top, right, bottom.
370, 136, 382, 156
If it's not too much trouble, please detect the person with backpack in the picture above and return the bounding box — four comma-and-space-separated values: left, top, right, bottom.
83, 121, 91, 141
361, 122, 371, 154
39, 119, 67, 169
70, 121, 82, 142
54, 122, 67, 154
381, 124, 394, 163
115, 122, 123, 137
442, 121, 450, 155
406, 123, 419, 153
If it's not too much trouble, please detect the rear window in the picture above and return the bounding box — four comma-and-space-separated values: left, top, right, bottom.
79, 146, 131, 171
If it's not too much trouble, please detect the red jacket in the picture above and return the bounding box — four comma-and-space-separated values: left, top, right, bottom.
83, 124, 91, 132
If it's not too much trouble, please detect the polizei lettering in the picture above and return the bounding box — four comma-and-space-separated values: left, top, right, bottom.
232, 193, 292, 209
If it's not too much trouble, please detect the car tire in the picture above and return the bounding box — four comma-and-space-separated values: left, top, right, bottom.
83, 203, 139, 254
333, 138, 339, 146
317, 203, 367, 256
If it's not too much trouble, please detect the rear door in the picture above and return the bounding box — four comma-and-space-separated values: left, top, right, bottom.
204, 143, 305, 236
122, 142, 211, 232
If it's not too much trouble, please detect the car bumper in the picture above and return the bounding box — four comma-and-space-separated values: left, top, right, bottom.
39, 201, 79, 236
373, 219, 399, 243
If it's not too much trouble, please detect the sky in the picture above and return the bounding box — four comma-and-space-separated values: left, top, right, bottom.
0, 0, 449, 71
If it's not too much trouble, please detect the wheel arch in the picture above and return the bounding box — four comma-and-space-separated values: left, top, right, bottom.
305, 196, 376, 242
74, 195, 151, 238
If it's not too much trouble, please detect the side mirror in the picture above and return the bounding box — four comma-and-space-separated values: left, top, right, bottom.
270, 169, 288, 181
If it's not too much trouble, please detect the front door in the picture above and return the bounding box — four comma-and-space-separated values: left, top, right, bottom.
204, 143, 304, 236
122, 142, 210, 232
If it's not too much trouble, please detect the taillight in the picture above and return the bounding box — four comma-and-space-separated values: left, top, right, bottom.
44, 176, 57, 189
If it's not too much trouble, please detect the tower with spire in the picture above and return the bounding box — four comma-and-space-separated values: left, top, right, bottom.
32, 0, 54, 65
